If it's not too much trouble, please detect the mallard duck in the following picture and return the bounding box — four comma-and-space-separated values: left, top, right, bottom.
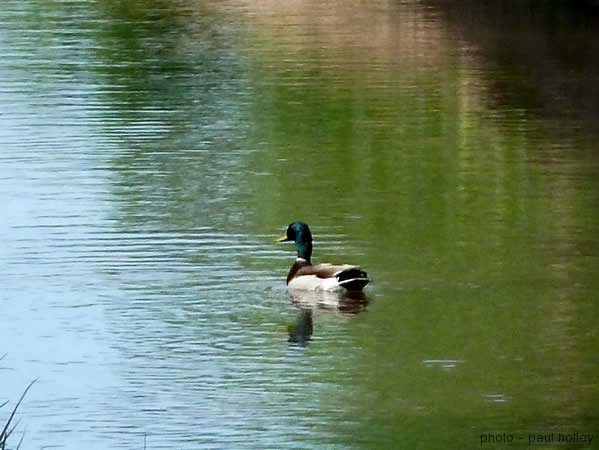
276, 221, 370, 291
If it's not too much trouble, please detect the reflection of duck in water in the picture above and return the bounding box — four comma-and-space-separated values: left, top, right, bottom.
288, 309, 313, 345
288, 289, 370, 314
286, 291, 369, 346
276, 222, 370, 292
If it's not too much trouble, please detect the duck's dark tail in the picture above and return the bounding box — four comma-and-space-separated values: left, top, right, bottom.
336, 267, 370, 291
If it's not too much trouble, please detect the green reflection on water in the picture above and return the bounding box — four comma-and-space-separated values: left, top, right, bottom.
10, 0, 596, 448
234, 7, 598, 448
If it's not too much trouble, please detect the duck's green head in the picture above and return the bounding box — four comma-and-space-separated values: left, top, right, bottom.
276, 221, 313, 262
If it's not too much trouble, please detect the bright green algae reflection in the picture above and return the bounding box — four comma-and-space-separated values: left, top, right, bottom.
0, 0, 597, 449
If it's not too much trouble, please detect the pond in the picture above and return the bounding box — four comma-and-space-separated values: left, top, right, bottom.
1, 1, 597, 449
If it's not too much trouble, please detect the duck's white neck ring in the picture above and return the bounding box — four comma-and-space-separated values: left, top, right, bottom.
296, 257, 308, 263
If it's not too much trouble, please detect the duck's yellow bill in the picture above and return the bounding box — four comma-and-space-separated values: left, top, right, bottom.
275, 235, 289, 242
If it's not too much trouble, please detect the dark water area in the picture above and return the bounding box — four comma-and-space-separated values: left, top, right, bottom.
428, 0, 599, 136
0, 1, 597, 449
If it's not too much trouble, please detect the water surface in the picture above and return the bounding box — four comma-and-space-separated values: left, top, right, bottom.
1, 1, 598, 449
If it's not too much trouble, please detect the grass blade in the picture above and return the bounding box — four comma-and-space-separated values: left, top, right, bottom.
0, 378, 38, 444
